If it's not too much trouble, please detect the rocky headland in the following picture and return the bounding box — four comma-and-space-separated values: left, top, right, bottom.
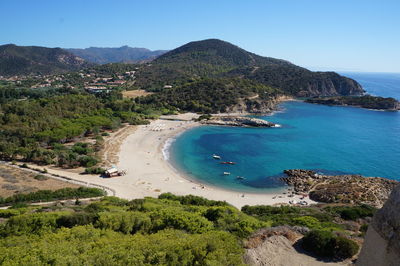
281, 169, 398, 208
305, 95, 400, 111
200, 116, 277, 127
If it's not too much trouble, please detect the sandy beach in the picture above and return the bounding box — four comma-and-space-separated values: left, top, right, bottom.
23, 113, 315, 209
115, 113, 316, 208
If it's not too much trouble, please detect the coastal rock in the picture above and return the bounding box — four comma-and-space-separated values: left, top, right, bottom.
201, 116, 276, 127
356, 184, 400, 265
306, 95, 400, 111
281, 169, 398, 208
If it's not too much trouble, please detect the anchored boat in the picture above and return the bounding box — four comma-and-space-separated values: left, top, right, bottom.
212, 154, 221, 159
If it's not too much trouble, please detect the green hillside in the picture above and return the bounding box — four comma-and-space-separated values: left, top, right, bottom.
0, 44, 93, 76
134, 39, 364, 97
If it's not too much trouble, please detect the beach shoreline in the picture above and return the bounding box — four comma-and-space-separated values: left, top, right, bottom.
12, 111, 316, 209
114, 113, 316, 208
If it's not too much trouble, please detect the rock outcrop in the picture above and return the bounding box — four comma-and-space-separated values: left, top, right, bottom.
306, 95, 400, 111
356, 184, 400, 265
282, 169, 398, 208
201, 116, 277, 127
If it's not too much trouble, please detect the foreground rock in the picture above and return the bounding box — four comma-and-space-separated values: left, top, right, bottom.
244, 226, 348, 266
201, 116, 276, 127
282, 169, 398, 208
357, 184, 400, 265
306, 95, 400, 111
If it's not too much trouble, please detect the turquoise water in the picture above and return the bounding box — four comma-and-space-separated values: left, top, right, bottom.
170, 73, 400, 193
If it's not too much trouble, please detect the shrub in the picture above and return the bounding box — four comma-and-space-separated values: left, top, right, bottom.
302, 230, 359, 260
302, 230, 335, 257
96, 211, 152, 234
0, 187, 105, 206
57, 212, 99, 228
292, 216, 321, 229
78, 155, 98, 167
334, 236, 359, 259
325, 205, 376, 220
158, 193, 228, 206
34, 174, 48, 181
84, 167, 105, 175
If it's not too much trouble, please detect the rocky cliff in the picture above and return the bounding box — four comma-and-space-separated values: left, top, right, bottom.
356, 184, 400, 265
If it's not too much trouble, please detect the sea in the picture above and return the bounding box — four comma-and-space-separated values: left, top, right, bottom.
168, 72, 400, 193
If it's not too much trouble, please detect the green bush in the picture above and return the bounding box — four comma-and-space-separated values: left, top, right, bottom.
57, 212, 99, 228
1, 212, 66, 236
96, 211, 152, 234
292, 216, 321, 229
158, 193, 228, 206
325, 205, 376, 220
334, 236, 359, 259
302, 230, 359, 260
33, 174, 48, 181
84, 167, 105, 175
0, 187, 105, 206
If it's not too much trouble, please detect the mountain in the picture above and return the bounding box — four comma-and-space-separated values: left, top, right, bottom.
0, 44, 93, 76
135, 39, 364, 97
67, 46, 168, 64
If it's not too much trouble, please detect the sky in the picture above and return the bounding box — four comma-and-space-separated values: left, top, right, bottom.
0, 0, 399, 73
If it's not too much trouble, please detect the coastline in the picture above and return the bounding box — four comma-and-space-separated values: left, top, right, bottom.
9, 100, 318, 209
115, 113, 316, 208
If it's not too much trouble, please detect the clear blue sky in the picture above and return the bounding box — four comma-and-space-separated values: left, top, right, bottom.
1, 0, 399, 72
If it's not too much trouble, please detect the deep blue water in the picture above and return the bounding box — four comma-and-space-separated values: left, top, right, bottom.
170, 73, 400, 193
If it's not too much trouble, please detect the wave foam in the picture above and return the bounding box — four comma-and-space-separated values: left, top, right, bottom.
162, 138, 176, 160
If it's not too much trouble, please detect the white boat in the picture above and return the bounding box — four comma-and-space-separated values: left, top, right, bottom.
236, 176, 245, 180
223, 172, 230, 175
212, 154, 221, 159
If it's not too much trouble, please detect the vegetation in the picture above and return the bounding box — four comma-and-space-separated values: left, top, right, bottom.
242, 205, 342, 231
133, 39, 363, 97
0, 44, 93, 76
302, 230, 359, 259
306, 95, 400, 110
0, 194, 372, 263
0, 187, 105, 206
324, 204, 377, 220
0, 195, 267, 264
0, 93, 169, 167
137, 77, 280, 113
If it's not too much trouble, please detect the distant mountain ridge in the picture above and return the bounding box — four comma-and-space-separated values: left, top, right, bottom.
67, 46, 168, 64
0, 44, 92, 76
135, 39, 364, 97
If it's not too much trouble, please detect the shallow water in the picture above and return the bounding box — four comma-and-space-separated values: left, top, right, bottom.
170, 73, 400, 193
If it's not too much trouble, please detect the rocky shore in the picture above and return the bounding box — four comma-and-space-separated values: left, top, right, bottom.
200, 116, 277, 127
281, 169, 398, 207
305, 95, 400, 111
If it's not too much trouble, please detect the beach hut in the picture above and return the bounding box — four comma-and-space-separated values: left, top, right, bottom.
105, 167, 119, 177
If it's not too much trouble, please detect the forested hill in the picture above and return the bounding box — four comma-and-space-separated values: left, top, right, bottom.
134, 39, 364, 97
0, 44, 93, 76
67, 46, 168, 64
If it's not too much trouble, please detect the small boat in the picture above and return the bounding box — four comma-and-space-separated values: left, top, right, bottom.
212, 154, 221, 160
220, 161, 236, 165
223, 172, 231, 175
236, 176, 245, 180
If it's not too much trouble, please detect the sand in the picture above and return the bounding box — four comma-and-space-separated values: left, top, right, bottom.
115, 113, 316, 208
19, 113, 316, 209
